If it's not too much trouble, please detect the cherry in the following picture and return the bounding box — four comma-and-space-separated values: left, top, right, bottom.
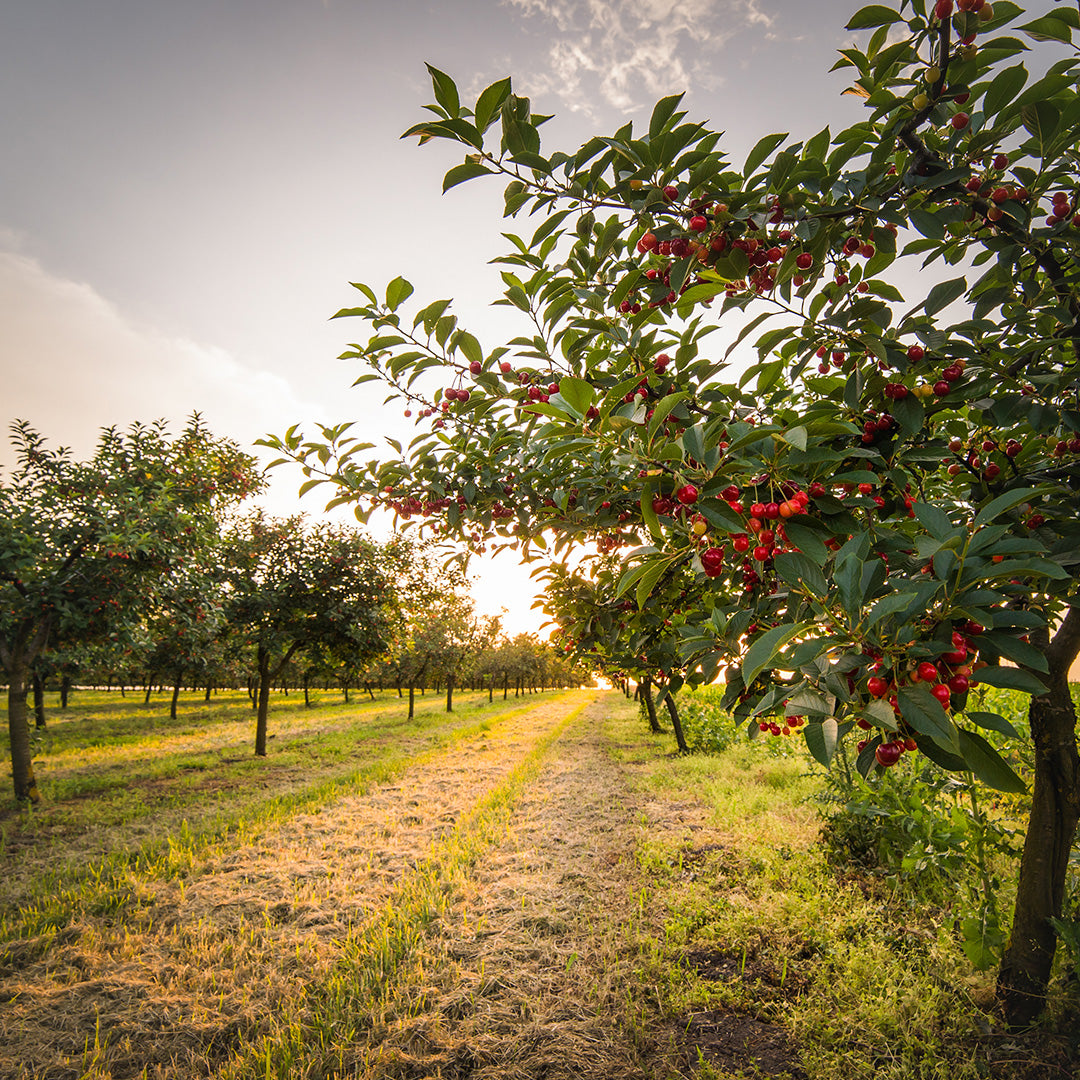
701, 547, 725, 577
689, 215, 708, 233
868, 676, 889, 697
931, 683, 952, 706
876, 742, 904, 767
663, 185, 679, 201
733, 535, 751, 553
907, 345, 925, 361
948, 674, 970, 693
918, 661, 940, 683
952, 112, 970, 131
677, 484, 699, 505
796, 252, 813, 270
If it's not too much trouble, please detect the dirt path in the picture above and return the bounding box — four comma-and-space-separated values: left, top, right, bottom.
3, 690, 674, 1079
349, 693, 682, 1080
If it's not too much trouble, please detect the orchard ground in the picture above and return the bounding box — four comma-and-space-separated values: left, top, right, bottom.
1, 686, 1079, 1080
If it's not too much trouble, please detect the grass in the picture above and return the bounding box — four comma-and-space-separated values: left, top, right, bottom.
2, 685, 1078, 1078
603, 695, 1080, 1080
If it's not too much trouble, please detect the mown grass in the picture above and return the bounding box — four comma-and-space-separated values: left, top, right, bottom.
0, 687, 578, 956
605, 694, 1080, 1080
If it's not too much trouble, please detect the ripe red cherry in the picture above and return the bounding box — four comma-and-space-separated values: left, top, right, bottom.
931, 683, 952, 706
934, 380, 951, 396
469, 361, 482, 375
701, 547, 725, 577
948, 674, 970, 694
654, 353, 671, 373
952, 112, 970, 131
732, 535, 751, 553
868, 676, 889, 697
796, 252, 813, 270
689, 215, 709, 233
663, 185, 679, 201
917, 661, 939, 683
876, 742, 904, 767
676, 484, 699, 505
907, 345, 925, 361
753, 545, 771, 562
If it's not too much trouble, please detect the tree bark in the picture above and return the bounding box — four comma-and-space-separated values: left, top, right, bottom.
446, 673, 455, 713
7, 662, 41, 803
170, 674, 182, 721
408, 681, 415, 719
997, 607, 1080, 1026
664, 692, 689, 754
60, 676, 70, 709
32, 672, 46, 729
640, 677, 663, 734
255, 647, 271, 757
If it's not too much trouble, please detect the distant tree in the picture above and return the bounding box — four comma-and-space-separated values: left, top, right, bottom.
0, 417, 260, 802
221, 511, 397, 755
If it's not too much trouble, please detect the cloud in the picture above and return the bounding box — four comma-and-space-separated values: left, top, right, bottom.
502, 0, 775, 113
0, 249, 321, 493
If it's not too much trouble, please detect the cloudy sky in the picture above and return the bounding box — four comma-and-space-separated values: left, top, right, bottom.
1, 0, 874, 633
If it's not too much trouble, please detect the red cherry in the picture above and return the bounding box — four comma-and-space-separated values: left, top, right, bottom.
753, 545, 771, 562
931, 683, 952, 706
952, 112, 970, 131
948, 674, 970, 694
689, 215, 709, 233
733, 535, 751, 554
796, 252, 813, 270
907, 345, 925, 361
663, 185, 679, 201
876, 742, 904, 767
701, 547, 725, 577
868, 676, 889, 697
934, 380, 950, 396
917, 661, 939, 683
676, 484, 699, 505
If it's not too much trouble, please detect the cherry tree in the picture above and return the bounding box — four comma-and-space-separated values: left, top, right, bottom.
0, 417, 261, 802
266, 0, 1080, 1022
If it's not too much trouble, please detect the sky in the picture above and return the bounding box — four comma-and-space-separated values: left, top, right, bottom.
1, 0, 883, 635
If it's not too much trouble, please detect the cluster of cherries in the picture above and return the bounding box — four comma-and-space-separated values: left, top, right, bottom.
855, 622, 985, 766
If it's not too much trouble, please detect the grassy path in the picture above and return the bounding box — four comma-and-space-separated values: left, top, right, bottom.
2, 689, 634, 1079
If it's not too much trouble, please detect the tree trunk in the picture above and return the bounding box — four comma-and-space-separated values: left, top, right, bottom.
997, 608, 1080, 1026
7, 662, 41, 803
170, 674, 182, 721
408, 681, 415, 719
205, 682, 212, 702
32, 672, 46, 729
304, 673, 311, 708
489, 679, 494, 703
664, 691, 689, 754
446, 673, 454, 713
255, 647, 271, 757
144, 683, 153, 705
640, 677, 663, 734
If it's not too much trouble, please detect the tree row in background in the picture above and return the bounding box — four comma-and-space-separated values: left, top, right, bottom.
1, 418, 588, 805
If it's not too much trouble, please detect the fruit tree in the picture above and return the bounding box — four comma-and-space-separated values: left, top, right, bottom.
263, 0, 1080, 1023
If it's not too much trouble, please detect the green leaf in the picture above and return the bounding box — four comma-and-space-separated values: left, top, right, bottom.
898, 684, 960, 752
867, 592, 918, 628
983, 63, 1028, 118
773, 552, 828, 600
474, 77, 513, 132
557, 376, 595, 416
636, 556, 675, 609
743, 132, 788, 176
972, 665, 1048, 695
425, 63, 460, 117
957, 730, 1027, 793
804, 717, 840, 767
454, 331, 483, 366
1018, 15, 1073, 43
1021, 100, 1059, 152
443, 160, 494, 192
649, 93, 684, 139
913, 501, 957, 541
924, 276, 967, 317
973, 486, 1041, 528
385, 277, 414, 311
741, 622, 810, 687
968, 711, 1021, 739
909, 208, 947, 240
648, 393, 690, 440
846, 4, 905, 28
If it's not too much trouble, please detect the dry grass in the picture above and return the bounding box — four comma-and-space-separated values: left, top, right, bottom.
3, 690, 683, 1079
